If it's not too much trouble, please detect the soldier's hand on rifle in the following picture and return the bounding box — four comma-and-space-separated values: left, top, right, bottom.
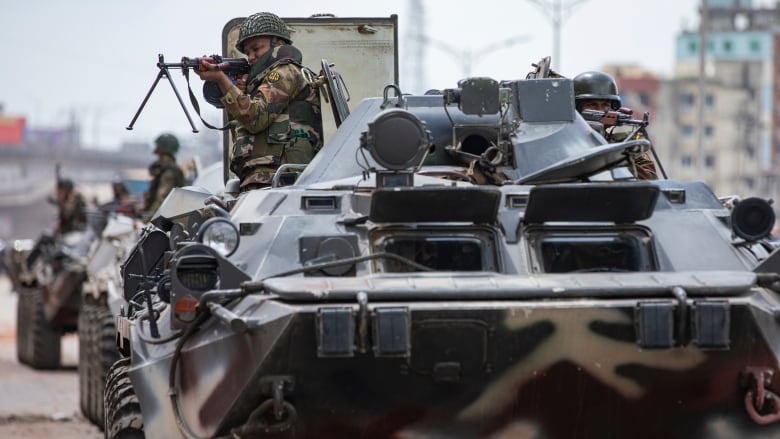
195, 56, 234, 95
236, 74, 248, 93
195, 57, 226, 82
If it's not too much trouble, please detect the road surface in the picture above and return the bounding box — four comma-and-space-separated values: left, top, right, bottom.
0, 274, 102, 438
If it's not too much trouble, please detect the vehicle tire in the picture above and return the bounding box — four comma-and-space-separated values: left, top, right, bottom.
93, 303, 119, 430
18, 287, 60, 369
15, 287, 31, 365
78, 300, 96, 422
104, 357, 144, 439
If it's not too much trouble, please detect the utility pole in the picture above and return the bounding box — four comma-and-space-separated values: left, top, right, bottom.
421, 34, 531, 79
403, 0, 427, 93
697, 0, 708, 176
527, 0, 589, 72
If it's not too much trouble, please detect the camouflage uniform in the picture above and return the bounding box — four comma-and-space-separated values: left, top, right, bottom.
146, 155, 185, 212
58, 190, 87, 234
608, 127, 658, 180
221, 45, 323, 191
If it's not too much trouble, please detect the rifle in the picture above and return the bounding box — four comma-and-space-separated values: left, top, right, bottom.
580, 108, 667, 178
581, 108, 650, 144
126, 54, 250, 133
580, 108, 649, 129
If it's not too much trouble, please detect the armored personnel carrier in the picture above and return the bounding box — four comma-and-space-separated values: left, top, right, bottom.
78, 211, 140, 427
12, 223, 97, 370
102, 48, 780, 438
77, 163, 226, 428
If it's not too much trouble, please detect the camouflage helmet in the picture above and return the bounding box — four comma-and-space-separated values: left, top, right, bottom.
573, 71, 621, 110
236, 12, 292, 53
154, 133, 180, 156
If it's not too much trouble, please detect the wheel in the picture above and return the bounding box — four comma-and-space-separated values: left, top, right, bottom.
18, 287, 60, 369
93, 303, 119, 430
15, 287, 31, 365
104, 357, 144, 438
78, 300, 96, 421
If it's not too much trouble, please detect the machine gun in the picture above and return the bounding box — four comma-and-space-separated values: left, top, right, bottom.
177, 55, 250, 77
580, 108, 666, 178
580, 108, 650, 144
580, 108, 649, 130
126, 54, 249, 133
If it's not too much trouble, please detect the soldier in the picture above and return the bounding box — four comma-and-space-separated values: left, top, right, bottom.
145, 133, 186, 213
55, 178, 87, 234
101, 178, 138, 217
573, 71, 658, 180
195, 11, 323, 191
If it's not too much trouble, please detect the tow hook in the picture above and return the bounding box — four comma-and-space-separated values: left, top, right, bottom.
743, 367, 780, 424
231, 376, 297, 436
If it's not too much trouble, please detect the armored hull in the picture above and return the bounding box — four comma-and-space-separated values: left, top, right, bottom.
106, 71, 780, 438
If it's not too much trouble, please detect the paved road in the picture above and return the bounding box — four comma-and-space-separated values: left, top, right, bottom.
0, 275, 102, 438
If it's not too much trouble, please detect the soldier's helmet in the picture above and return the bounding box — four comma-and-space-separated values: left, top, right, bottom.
236, 12, 292, 53
154, 133, 180, 156
573, 71, 621, 111
57, 178, 74, 190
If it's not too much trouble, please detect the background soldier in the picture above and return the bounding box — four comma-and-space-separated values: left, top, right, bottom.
144, 133, 186, 214
573, 71, 658, 180
195, 11, 323, 192
55, 178, 87, 234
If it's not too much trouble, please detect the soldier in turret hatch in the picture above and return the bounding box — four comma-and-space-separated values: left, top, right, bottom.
573, 71, 658, 180
195, 11, 323, 192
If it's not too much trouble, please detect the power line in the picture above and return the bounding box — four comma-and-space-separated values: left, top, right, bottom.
420, 34, 532, 79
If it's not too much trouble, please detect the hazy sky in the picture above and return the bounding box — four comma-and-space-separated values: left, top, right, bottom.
0, 0, 704, 150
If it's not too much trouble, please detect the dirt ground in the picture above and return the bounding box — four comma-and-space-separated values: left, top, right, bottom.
0, 275, 102, 438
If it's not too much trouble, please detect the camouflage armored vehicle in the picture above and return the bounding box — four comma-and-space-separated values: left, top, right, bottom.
13, 226, 95, 369
78, 211, 140, 427
105, 13, 780, 439
78, 163, 226, 428
103, 47, 780, 438
12, 174, 120, 371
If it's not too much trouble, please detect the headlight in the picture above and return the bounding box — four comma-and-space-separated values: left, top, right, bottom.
197, 218, 239, 257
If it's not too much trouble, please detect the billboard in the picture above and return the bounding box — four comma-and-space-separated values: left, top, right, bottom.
0, 116, 25, 146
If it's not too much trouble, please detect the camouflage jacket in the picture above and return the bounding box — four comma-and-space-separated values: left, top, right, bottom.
221, 50, 323, 190
606, 126, 659, 180
58, 191, 87, 234
146, 155, 185, 212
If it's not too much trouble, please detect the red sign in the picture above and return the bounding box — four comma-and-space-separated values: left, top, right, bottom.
0, 116, 25, 146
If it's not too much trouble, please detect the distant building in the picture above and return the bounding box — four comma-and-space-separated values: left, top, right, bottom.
671, 0, 779, 199
603, 64, 660, 118
656, 78, 759, 196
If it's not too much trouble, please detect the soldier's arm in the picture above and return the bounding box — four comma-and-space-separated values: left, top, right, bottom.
220, 64, 303, 134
